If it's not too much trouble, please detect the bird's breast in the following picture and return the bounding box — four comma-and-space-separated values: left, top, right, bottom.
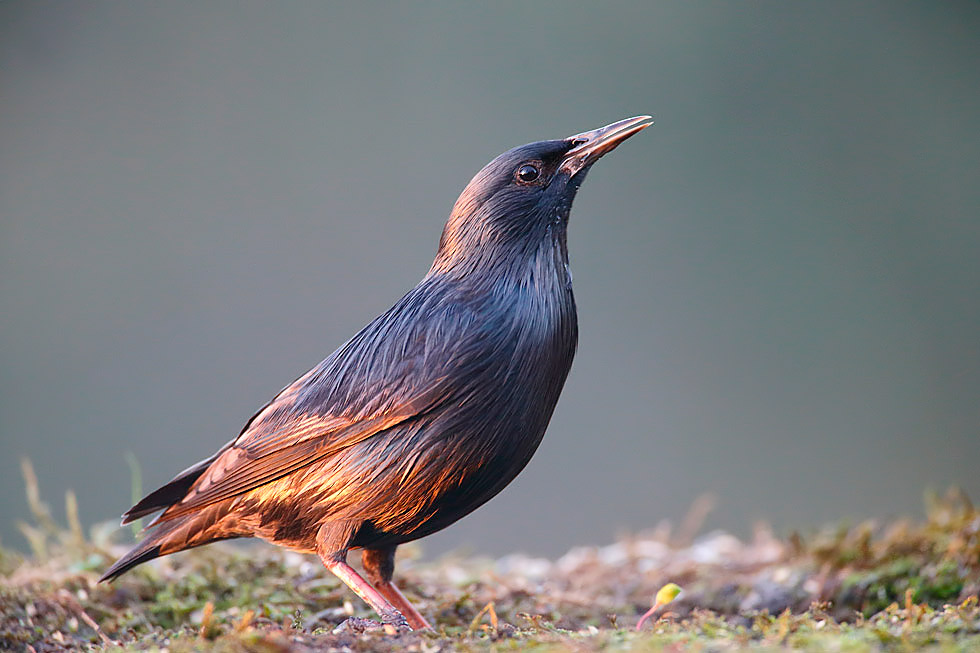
463, 261, 578, 442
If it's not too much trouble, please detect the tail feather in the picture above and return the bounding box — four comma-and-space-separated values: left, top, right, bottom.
123, 472, 201, 524
101, 502, 238, 582
122, 442, 231, 524
99, 531, 169, 582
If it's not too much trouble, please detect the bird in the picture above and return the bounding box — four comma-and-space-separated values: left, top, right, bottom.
100, 116, 652, 631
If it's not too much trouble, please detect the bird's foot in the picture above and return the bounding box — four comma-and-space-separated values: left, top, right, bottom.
332, 614, 412, 635
332, 616, 383, 634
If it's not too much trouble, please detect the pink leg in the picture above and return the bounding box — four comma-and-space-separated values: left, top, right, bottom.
318, 553, 410, 629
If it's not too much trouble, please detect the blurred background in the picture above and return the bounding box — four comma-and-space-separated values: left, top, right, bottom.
2, 2, 978, 559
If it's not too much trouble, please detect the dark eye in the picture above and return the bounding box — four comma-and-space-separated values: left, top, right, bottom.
516, 164, 540, 183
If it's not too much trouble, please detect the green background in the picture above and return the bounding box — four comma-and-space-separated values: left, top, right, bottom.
2, 1, 978, 557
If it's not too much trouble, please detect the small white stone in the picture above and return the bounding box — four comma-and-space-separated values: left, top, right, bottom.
598, 543, 628, 566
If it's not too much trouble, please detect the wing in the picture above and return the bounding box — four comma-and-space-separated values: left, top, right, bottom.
151, 283, 479, 523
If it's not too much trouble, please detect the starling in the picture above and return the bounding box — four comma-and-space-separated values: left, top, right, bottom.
100, 116, 652, 630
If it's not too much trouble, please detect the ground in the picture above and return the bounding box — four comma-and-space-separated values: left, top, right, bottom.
2, 462, 979, 652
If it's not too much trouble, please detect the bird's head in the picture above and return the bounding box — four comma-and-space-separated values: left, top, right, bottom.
431, 116, 652, 276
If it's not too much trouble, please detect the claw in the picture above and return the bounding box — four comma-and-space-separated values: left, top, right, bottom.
332, 615, 412, 635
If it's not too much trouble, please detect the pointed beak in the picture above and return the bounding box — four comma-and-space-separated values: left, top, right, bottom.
559, 115, 653, 177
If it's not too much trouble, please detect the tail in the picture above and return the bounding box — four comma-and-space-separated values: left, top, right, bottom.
101, 452, 240, 583
121, 442, 231, 524
99, 522, 176, 582
99, 451, 218, 582
100, 504, 238, 583
101, 441, 241, 582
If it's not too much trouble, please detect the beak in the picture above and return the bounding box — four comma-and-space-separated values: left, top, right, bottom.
559, 115, 653, 177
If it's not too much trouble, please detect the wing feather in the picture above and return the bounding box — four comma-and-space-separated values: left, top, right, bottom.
154, 381, 450, 522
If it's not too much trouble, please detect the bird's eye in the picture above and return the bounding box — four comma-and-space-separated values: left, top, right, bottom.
516, 164, 540, 184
